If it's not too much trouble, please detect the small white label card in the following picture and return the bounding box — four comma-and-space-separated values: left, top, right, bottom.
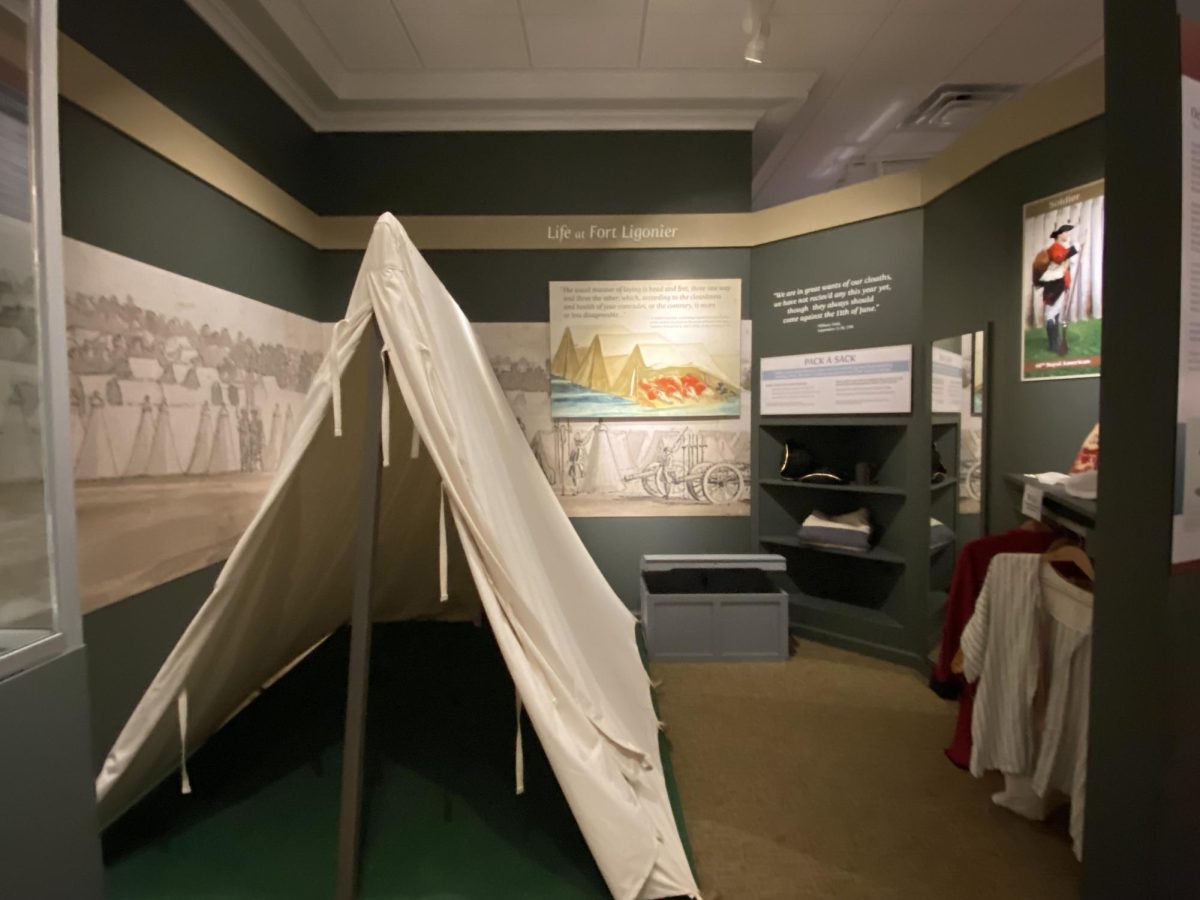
1021, 484, 1045, 521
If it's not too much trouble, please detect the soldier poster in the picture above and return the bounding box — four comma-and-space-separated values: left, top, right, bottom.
1020, 180, 1105, 381
548, 279, 742, 418
60, 240, 330, 610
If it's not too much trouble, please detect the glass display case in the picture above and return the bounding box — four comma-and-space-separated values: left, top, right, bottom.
0, 0, 82, 679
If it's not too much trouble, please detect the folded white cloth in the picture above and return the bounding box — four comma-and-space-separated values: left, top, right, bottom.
1063, 469, 1098, 500
797, 507, 871, 551
1029, 471, 1071, 485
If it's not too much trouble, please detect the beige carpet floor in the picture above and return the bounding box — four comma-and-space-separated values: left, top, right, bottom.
653, 639, 1082, 900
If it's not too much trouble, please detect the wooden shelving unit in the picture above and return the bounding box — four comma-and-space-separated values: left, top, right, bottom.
753, 415, 921, 665
759, 478, 907, 496
1004, 473, 1098, 541
760, 534, 907, 565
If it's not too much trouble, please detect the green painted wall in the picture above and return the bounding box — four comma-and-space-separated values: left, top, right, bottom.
923, 117, 1104, 534
749, 211, 930, 666
59, 1, 752, 218
60, 0, 318, 206
83, 564, 220, 773
312, 131, 750, 215
0, 649, 104, 898
60, 102, 329, 320
1086, 3, 1200, 896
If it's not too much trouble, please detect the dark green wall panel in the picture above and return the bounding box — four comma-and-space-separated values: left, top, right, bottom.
572, 518, 752, 610
60, 0, 318, 205
312, 131, 750, 216
752, 211, 925, 358
61, 2, 750, 217
922, 118, 1104, 532
0, 649, 104, 898
1087, 3, 1200, 896
749, 212, 929, 664
59, 102, 335, 322
84, 564, 220, 773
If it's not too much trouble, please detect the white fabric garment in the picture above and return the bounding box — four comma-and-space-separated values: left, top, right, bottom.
94, 215, 699, 900
1031, 566, 1092, 860
961, 553, 1093, 860
962, 554, 1043, 777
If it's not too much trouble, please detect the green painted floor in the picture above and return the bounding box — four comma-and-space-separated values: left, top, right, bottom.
103, 621, 690, 899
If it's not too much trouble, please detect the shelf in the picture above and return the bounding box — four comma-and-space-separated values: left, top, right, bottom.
1005, 474, 1097, 535
759, 478, 907, 496
932, 413, 960, 428
929, 541, 955, 558
760, 534, 907, 566
759, 415, 909, 428
789, 591, 901, 630
930, 478, 957, 493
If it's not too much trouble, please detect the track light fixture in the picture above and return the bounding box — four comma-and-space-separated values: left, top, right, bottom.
743, 1, 772, 64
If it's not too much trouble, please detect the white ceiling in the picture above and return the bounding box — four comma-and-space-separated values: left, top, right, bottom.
186, 0, 1104, 206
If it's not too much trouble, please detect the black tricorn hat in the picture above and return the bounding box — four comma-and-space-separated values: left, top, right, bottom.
1050, 223, 1075, 239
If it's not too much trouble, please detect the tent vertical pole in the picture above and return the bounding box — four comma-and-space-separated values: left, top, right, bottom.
335, 321, 384, 900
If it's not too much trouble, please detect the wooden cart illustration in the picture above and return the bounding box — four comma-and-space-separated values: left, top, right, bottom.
623, 428, 745, 504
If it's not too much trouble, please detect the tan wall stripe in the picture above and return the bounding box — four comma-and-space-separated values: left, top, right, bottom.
49, 33, 1103, 253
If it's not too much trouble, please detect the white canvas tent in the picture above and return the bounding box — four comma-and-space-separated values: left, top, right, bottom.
95, 214, 699, 900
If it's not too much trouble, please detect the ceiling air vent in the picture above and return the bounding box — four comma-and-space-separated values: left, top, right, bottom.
900, 83, 1020, 132
839, 157, 926, 188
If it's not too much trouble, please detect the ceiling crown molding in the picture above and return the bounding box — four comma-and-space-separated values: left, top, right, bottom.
188, 0, 325, 129
186, 0, 817, 132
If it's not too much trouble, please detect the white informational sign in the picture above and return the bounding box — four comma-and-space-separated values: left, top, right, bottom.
760, 344, 912, 416
548, 279, 742, 419
932, 346, 964, 414
1176, 46, 1200, 569
1021, 484, 1045, 522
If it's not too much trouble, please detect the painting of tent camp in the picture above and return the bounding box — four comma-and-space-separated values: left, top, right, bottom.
60, 240, 330, 611
548, 279, 742, 418
474, 321, 751, 518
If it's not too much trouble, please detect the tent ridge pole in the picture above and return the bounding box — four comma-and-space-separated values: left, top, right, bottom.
335, 320, 385, 900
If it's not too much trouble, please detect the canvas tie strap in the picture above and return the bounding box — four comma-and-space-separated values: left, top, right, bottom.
514, 688, 525, 796
438, 484, 449, 602
379, 346, 391, 468
327, 320, 347, 437
177, 690, 192, 795
410, 428, 420, 459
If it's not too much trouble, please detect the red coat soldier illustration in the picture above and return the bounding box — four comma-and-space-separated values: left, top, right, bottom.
1031, 223, 1080, 355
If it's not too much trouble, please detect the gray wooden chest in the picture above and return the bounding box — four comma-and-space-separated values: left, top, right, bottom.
640, 554, 789, 661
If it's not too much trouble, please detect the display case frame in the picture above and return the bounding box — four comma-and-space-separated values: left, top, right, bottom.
0, 0, 83, 682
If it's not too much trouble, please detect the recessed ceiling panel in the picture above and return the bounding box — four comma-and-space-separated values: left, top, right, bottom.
771, 0, 897, 13
299, 0, 421, 71
392, 0, 520, 16
766, 14, 882, 77
524, 15, 644, 69
640, 14, 748, 68
845, 11, 1011, 86
520, 0, 646, 15
950, 0, 1103, 84
403, 14, 531, 68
